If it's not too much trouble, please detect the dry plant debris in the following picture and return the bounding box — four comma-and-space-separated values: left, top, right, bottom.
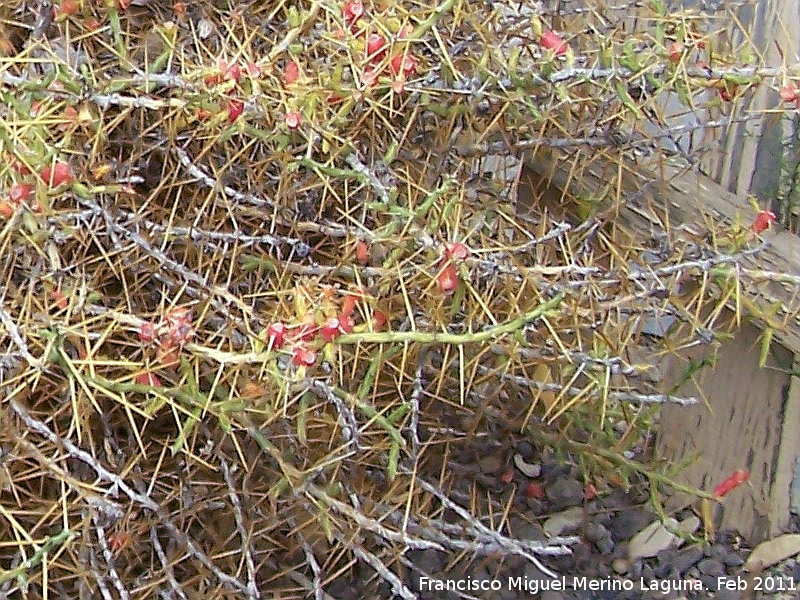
0, 0, 797, 597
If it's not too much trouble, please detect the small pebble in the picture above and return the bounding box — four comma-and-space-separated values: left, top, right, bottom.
516, 440, 534, 460
609, 510, 657, 541
612, 558, 630, 574
545, 478, 585, 509
723, 551, 745, 567
669, 545, 704, 576
697, 557, 726, 577
596, 536, 615, 555
584, 522, 609, 544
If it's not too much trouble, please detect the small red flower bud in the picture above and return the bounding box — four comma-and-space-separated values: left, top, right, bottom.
135, 372, 162, 387
540, 30, 567, 56
436, 261, 458, 295
266, 322, 287, 349
227, 99, 245, 123
164, 307, 193, 346
713, 469, 749, 498
668, 42, 684, 63
752, 209, 777, 234
779, 85, 798, 103
338, 313, 354, 334
244, 61, 262, 79
342, 0, 364, 25
366, 33, 387, 61
285, 110, 302, 130
525, 481, 545, 499
355, 240, 369, 264
341, 294, 358, 318
284, 60, 300, 85
446, 242, 470, 260
390, 53, 417, 77
8, 183, 33, 205
292, 345, 317, 366
360, 68, 379, 88
372, 309, 386, 331
40, 162, 73, 187
9, 157, 31, 175
320, 316, 342, 342
138, 321, 157, 344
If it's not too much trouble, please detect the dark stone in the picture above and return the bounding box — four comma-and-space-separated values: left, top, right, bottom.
697, 557, 726, 577
584, 522, 609, 544
596, 536, 615, 555
516, 440, 535, 460
609, 510, 657, 541
545, 478, 585, 509
722, 551, 745, 567
669, 545, 704, 575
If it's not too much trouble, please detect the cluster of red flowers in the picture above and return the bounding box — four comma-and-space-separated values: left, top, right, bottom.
137, 306, 194, 373
0, 156, 73, 219
436, 242, 471, 295
201, 56, 264, 124
341, 0, 419, 94
267, 287, 386, 368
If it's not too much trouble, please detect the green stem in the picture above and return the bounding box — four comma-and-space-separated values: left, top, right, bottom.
0, 529, 77, 585
338, 293, 564, 345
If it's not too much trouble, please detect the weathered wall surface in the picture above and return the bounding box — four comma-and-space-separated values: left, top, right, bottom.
657, 321, 796, 542
667, 0, 799, 207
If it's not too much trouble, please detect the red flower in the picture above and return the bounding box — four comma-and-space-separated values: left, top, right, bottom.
366, 33, 387, 62
390, 53, 417, 77
8, 183, 33, 205
713, 469, 749, 498
284, 61, 300, 85
40, 162, 73, 187
266, 322, 287, 349
227, 99, 245, 123
752, 210, 777, 234
135, 372, 162, 387
342, 0, 364, 25
285, 110, 302, 130
540, 30, 567, 56
436, 260, 458, 295
292, 345, 317, 367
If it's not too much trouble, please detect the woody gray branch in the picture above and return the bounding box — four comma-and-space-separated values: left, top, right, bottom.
220, 457, 260, 600
94, 519, 132, 600
469, 363, 698, 405
174, 148, 358, 240
150, 527, 189, 600
8, 398, 253, 596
